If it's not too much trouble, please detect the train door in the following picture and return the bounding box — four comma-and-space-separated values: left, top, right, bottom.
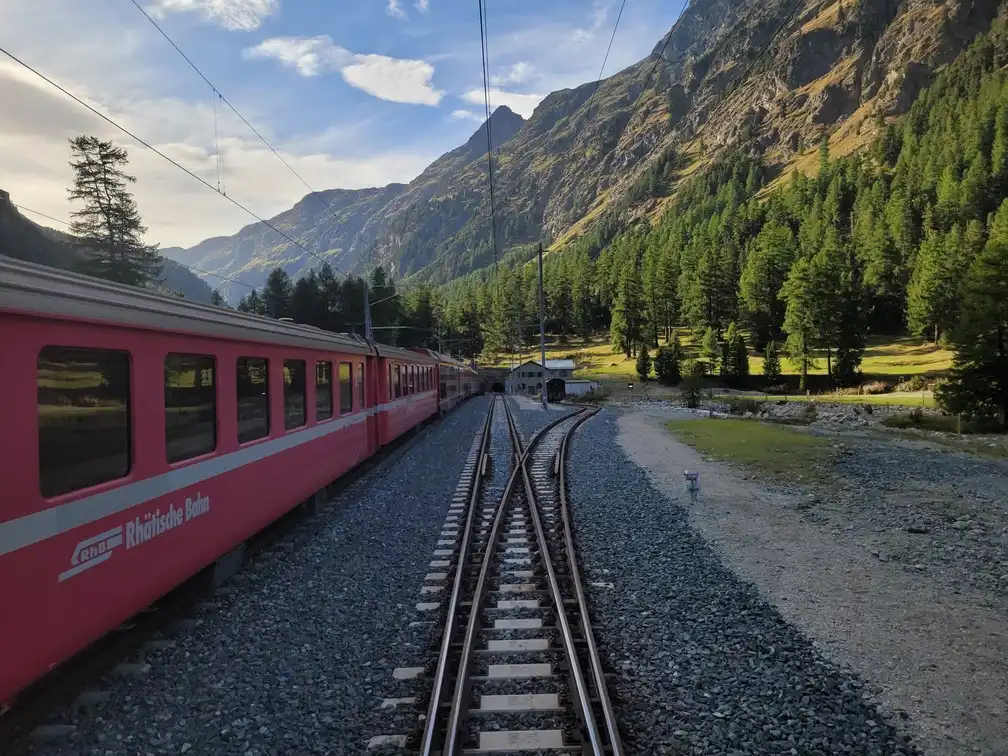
364, 355, 379, 454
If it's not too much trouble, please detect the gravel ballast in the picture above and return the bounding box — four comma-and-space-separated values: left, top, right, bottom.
568, 409, 917, 755
19, 397, 492, 756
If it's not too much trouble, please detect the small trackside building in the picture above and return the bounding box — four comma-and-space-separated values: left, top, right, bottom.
504, 359, 576, 395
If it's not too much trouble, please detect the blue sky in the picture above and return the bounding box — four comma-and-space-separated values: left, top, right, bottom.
0, 0, 683, 247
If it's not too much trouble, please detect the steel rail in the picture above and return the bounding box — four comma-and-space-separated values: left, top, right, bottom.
558, 408, 624, 754
438, 400, 580, 755
518, 408, 606, 754
418, 395, 497, 753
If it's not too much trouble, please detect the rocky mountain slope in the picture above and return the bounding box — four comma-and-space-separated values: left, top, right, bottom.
171, 0, 1006, 301
0, 189, 215, 303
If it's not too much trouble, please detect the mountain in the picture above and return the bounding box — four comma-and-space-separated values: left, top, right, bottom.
171, 0, 1006, 300
0, 189, 215, 304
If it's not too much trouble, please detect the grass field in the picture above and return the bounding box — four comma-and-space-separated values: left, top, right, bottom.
482, 333, 954, 384
665, 418, 835, 483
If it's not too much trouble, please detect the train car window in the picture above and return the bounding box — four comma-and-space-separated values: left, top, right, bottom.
165, 353, 216, 464
38, 347, 131, 498
409, 365, 415, 394
283, 360, 306, 430
339, 361, 352, 414
316, 361, 333, 420
388, 364, 393, 401
394, 364, 401, 398
422, 366, 427, 391
237, 357, 270, 443
356, 363, 364, 409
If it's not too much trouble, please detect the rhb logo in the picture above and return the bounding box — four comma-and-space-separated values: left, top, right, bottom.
59, 526, 123, 582
57, 493, 211, 583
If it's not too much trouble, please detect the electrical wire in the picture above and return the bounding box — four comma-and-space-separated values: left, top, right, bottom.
698, 0, 805, 133
12, 203, 256, 289
607, 0, 690, 153
0, 45, 337, 279
477, 0, 499, 275
582, 0, 627, 121
128, 0, 359, 266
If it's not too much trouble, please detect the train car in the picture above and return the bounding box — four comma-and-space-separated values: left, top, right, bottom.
374, 344, 438, 444
0, 258, 445, 706
412, 350, 479, 413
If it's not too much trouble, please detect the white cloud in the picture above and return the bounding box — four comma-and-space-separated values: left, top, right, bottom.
146, 0, 278, 31
571, 1, 609, 44
415, 0, 430, 11
450, 109, 482, 123
461, 88, 543, 118
491, 62, 536, 87
343, 55, 443, 105
387, 0, 407, 19
245, 36, 443, 105
243, 35, 351, 76
0, 44, 436, 249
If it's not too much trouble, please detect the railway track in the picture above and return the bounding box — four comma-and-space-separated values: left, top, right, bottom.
417, 396, 621, 754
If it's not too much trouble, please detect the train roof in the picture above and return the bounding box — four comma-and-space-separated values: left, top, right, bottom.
0, 256, 375, 355
373, 342, 436, 363
413, 348, 478, 373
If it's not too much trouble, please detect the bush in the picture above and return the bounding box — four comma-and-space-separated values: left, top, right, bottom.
727, 397, 762, 415
654, 343, 682, 386
895, 375, 933, 392
860, 380, 891, 395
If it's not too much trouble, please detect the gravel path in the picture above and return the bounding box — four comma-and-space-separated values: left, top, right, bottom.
820, 430, 1008, 597
613, 408, 1007, 756
568, 409, 917, 755
19, 397, 491, 756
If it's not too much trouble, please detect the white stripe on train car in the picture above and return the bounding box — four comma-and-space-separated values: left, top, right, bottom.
0, 390, 438, 558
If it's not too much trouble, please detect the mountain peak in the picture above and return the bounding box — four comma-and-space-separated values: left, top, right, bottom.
463, 105, 525, 156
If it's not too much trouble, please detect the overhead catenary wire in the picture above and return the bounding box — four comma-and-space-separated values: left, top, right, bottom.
128, 0, 360, 273
696, 0, 805, 134
477, 0, 499, 276
582, 0, 628, 121
607, 0, 690, 153
11, 203, 256, 290
0, 45, 338, 282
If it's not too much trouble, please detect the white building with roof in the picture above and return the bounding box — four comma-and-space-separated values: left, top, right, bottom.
504, 359, 596, 397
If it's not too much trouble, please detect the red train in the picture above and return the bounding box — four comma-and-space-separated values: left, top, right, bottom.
0, 257, 479, 707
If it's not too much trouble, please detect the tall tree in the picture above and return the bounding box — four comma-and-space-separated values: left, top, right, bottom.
936, 239, 1008, 426
781, 257, 818, 390
67, 135, 161, 286
262, 268, 293, 320
739, 220, 797, 346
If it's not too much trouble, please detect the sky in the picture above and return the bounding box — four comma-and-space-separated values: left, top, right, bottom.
0, 0, 682, 250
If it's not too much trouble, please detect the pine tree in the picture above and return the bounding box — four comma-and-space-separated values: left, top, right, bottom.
734, 330, 750, 384
67, 135, 162, 286
610, 251, 645, 357
211, 289, 226, 306
936, 240, 1008, 426
739, 220, 797, 346
636, 343, 652, 382
907, 226, 962, 342
262, 268, 293, 319
654, 336, 683, 386
763, 339, 782, 383
701, 326, 719, 375
781, 256, 818, 391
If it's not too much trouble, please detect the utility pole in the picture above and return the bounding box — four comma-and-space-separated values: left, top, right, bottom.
363, 283, 374, 342
538, 242, 547, 410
